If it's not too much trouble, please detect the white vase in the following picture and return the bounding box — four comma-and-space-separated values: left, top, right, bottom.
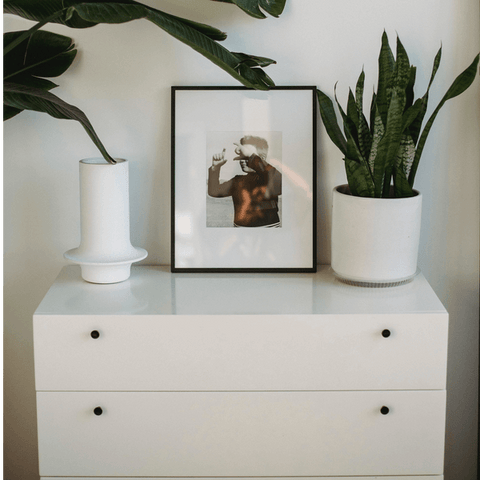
64, 158, 147, 284
331, 184, 422, 287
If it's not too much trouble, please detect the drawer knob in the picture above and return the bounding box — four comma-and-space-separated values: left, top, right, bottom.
93, 406, 103, 416
381, 329, 391, 338
380, 406, 390, 415
90, 330, 100, 339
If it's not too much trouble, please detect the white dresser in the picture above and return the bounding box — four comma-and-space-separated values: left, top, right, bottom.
33, 265, 448, 480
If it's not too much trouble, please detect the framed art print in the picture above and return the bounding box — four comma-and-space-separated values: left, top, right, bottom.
171, 86, 317, 272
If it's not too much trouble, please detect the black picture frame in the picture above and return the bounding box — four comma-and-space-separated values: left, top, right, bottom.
171, 86, 317, 273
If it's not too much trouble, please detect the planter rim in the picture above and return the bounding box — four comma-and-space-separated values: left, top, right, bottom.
334, 184, 421, 201
80, 157, 127, 165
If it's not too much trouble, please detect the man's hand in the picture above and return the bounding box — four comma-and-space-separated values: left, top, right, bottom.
233, 143, 257, 160
212, 148, 227, 170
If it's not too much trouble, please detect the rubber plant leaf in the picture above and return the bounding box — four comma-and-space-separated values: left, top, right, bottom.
4, 30, 77, 118
4, 82, 116, 164
4, 30, 76, 84
408, 53, 480, 186
3, 0, 278, 90
210, 0, 287, 19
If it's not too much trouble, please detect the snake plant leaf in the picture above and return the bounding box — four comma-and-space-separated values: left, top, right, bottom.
376, 36, 410, 196
374, 89, 406, 197
4, 81, 116, 164
408, 47, 442, 144
210, 0, 286, 19
354, 72, 373, 161
369, 91, 377, 134
316, 89, 348, 156
393, 162, 415, 198
4, 30, 76, 83
395, 134, 415, 178
393, 136, 415, 197
409, 53, 480, 186
393, 36, 412, 91
345, 156, 375, 197
367, 104, 384, 174
334, 84, 358, 144
355, 70, 365, 114
427, 46, 443, 91
347, 89, 359, 132
405, 65, 416, 110
342, 114, 375, 191
402, 98, 423, 133
376, 31, 395, 124
4, 0, 277, 90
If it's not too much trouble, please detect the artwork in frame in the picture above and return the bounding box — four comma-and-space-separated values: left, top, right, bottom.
171, 86, 317, 272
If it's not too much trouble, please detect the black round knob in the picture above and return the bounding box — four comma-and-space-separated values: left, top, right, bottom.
90, 330, 100, 339
93, 406, 103, 416
380, 406, 390, 415
382, 329, 391, 338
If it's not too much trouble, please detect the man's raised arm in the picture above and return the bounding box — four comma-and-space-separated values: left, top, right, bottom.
208, 148, 234, 197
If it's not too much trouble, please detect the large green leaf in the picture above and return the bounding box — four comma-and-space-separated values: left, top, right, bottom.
4, 81, 115, 163
4, 0, 279, 90
210, 0, 286, 19
4, 30, 76, 83
4, 30, 77, 118
408, 53, 480, 186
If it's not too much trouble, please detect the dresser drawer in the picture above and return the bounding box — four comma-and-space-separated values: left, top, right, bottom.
41, 477, 444, 480
37, 390, 446, 477
34, 313, 448, 391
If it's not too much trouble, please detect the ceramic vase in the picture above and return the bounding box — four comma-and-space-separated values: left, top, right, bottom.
64, 158, 147, 284
331, 184, 422, 287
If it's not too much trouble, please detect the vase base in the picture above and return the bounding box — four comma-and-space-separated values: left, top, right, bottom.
333, 268, 420, 288
64, 247, 148, 284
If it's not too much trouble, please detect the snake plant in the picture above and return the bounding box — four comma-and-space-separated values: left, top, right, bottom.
317, 32, 479, 198
4, 0, 286, 164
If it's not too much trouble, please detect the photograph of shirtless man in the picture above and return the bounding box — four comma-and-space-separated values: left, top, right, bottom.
207, 135, 282, 228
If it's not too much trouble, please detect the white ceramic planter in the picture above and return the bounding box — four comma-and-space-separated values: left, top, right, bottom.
64, 158, 147, 284
331, 184, 422, 287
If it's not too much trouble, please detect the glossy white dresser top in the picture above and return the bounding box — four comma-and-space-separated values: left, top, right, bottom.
35, 265, 446, 316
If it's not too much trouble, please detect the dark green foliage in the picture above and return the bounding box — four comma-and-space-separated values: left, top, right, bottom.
4, 0, 286, 163
317, 31, 479, 198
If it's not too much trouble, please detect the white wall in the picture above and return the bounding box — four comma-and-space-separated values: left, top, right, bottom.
4, 1, 479, 478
